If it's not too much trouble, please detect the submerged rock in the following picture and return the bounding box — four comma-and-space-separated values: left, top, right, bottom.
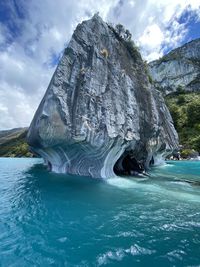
27, 14, 178, 178
149, 38, 200, 95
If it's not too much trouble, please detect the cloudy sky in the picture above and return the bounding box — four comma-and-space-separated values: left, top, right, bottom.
0, 0, 200, 130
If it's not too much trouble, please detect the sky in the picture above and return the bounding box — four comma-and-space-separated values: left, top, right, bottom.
0, 0, 200, 130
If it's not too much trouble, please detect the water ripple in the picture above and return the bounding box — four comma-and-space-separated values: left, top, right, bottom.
0, 159, 200, 266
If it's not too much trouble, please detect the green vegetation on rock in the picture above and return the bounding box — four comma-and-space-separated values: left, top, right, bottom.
0, 128, 34, 157
165, 92, 200, 155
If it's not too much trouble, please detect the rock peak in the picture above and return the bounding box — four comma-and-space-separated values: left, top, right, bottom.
27, 16, 178, 178
91, 12, 102, 21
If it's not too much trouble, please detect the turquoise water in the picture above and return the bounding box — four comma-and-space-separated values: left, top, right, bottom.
0, 158, 200, 267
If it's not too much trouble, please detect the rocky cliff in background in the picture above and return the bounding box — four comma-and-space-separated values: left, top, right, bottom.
149, 38, 200, 95
148, 38, 200, 156
27, 14, 178, 178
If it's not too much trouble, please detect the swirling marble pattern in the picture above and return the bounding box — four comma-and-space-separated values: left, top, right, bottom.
27, 14, 178, 178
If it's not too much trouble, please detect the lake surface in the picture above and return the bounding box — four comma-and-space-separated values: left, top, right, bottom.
0, 158, 200, 267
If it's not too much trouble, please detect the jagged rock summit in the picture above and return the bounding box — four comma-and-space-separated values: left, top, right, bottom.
149, 38, 200, 95
27, 14, 178, 178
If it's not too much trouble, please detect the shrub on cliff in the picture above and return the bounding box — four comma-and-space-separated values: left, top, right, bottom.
187, 100, 200, 127
166, 92, 200, 152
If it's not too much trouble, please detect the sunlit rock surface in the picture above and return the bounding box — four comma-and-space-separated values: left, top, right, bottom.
27, 14, 178, 178
149, 38, 200, 95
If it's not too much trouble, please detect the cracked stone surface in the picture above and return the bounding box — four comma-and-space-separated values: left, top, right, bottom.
27, 14, 178, 178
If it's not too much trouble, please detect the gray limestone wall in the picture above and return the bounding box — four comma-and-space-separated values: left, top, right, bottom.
27, 14, 178, 178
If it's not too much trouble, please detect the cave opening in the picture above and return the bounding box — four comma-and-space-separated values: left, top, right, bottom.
113, 151, 144, 176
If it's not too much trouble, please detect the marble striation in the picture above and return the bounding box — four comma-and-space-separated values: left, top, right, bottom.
27, 14, 178, 178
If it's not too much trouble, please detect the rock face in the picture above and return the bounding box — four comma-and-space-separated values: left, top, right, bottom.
27, 14, 178, 178
149, 38, 200, 95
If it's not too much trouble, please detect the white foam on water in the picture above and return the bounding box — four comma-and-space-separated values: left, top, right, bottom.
157, 162, 174, 168
153, 155, 166, 166
106, 177, 138, 189
96, 244, 155, 266
165, 189, 200, 203
107, 177, 162, 192
107, 176, 200, 203
97, 249, 125, 266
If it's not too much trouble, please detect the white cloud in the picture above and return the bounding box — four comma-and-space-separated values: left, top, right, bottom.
0, 0, 118, 130
107, 0, 200, 60
0, 0, 200, 129
0, 83, 37, 129
139, 24, 164, 49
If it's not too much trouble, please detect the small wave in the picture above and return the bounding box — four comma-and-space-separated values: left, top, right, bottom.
97, 249, 125, 266
169, 181, 192, 186
167, 249, 186, 261
57, 236, 68, 243
158, 163, 174, 167
166, 190, 200, 203
116, 231, 137, 237
96, 245, 155, 266
126, 244, 155, 256
106, 177, 160, 192
154, 158, 166, 166
160, 223, 180, 231
107, 177, 138, 189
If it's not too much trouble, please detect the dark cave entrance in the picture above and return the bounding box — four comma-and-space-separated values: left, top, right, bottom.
113, 151, 144, 176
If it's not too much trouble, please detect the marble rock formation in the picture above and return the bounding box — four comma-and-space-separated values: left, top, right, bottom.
149, 38, 200, 95
27, 14, 178, 178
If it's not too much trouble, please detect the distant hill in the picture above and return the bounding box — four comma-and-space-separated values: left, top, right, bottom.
0, 127, 34, 157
